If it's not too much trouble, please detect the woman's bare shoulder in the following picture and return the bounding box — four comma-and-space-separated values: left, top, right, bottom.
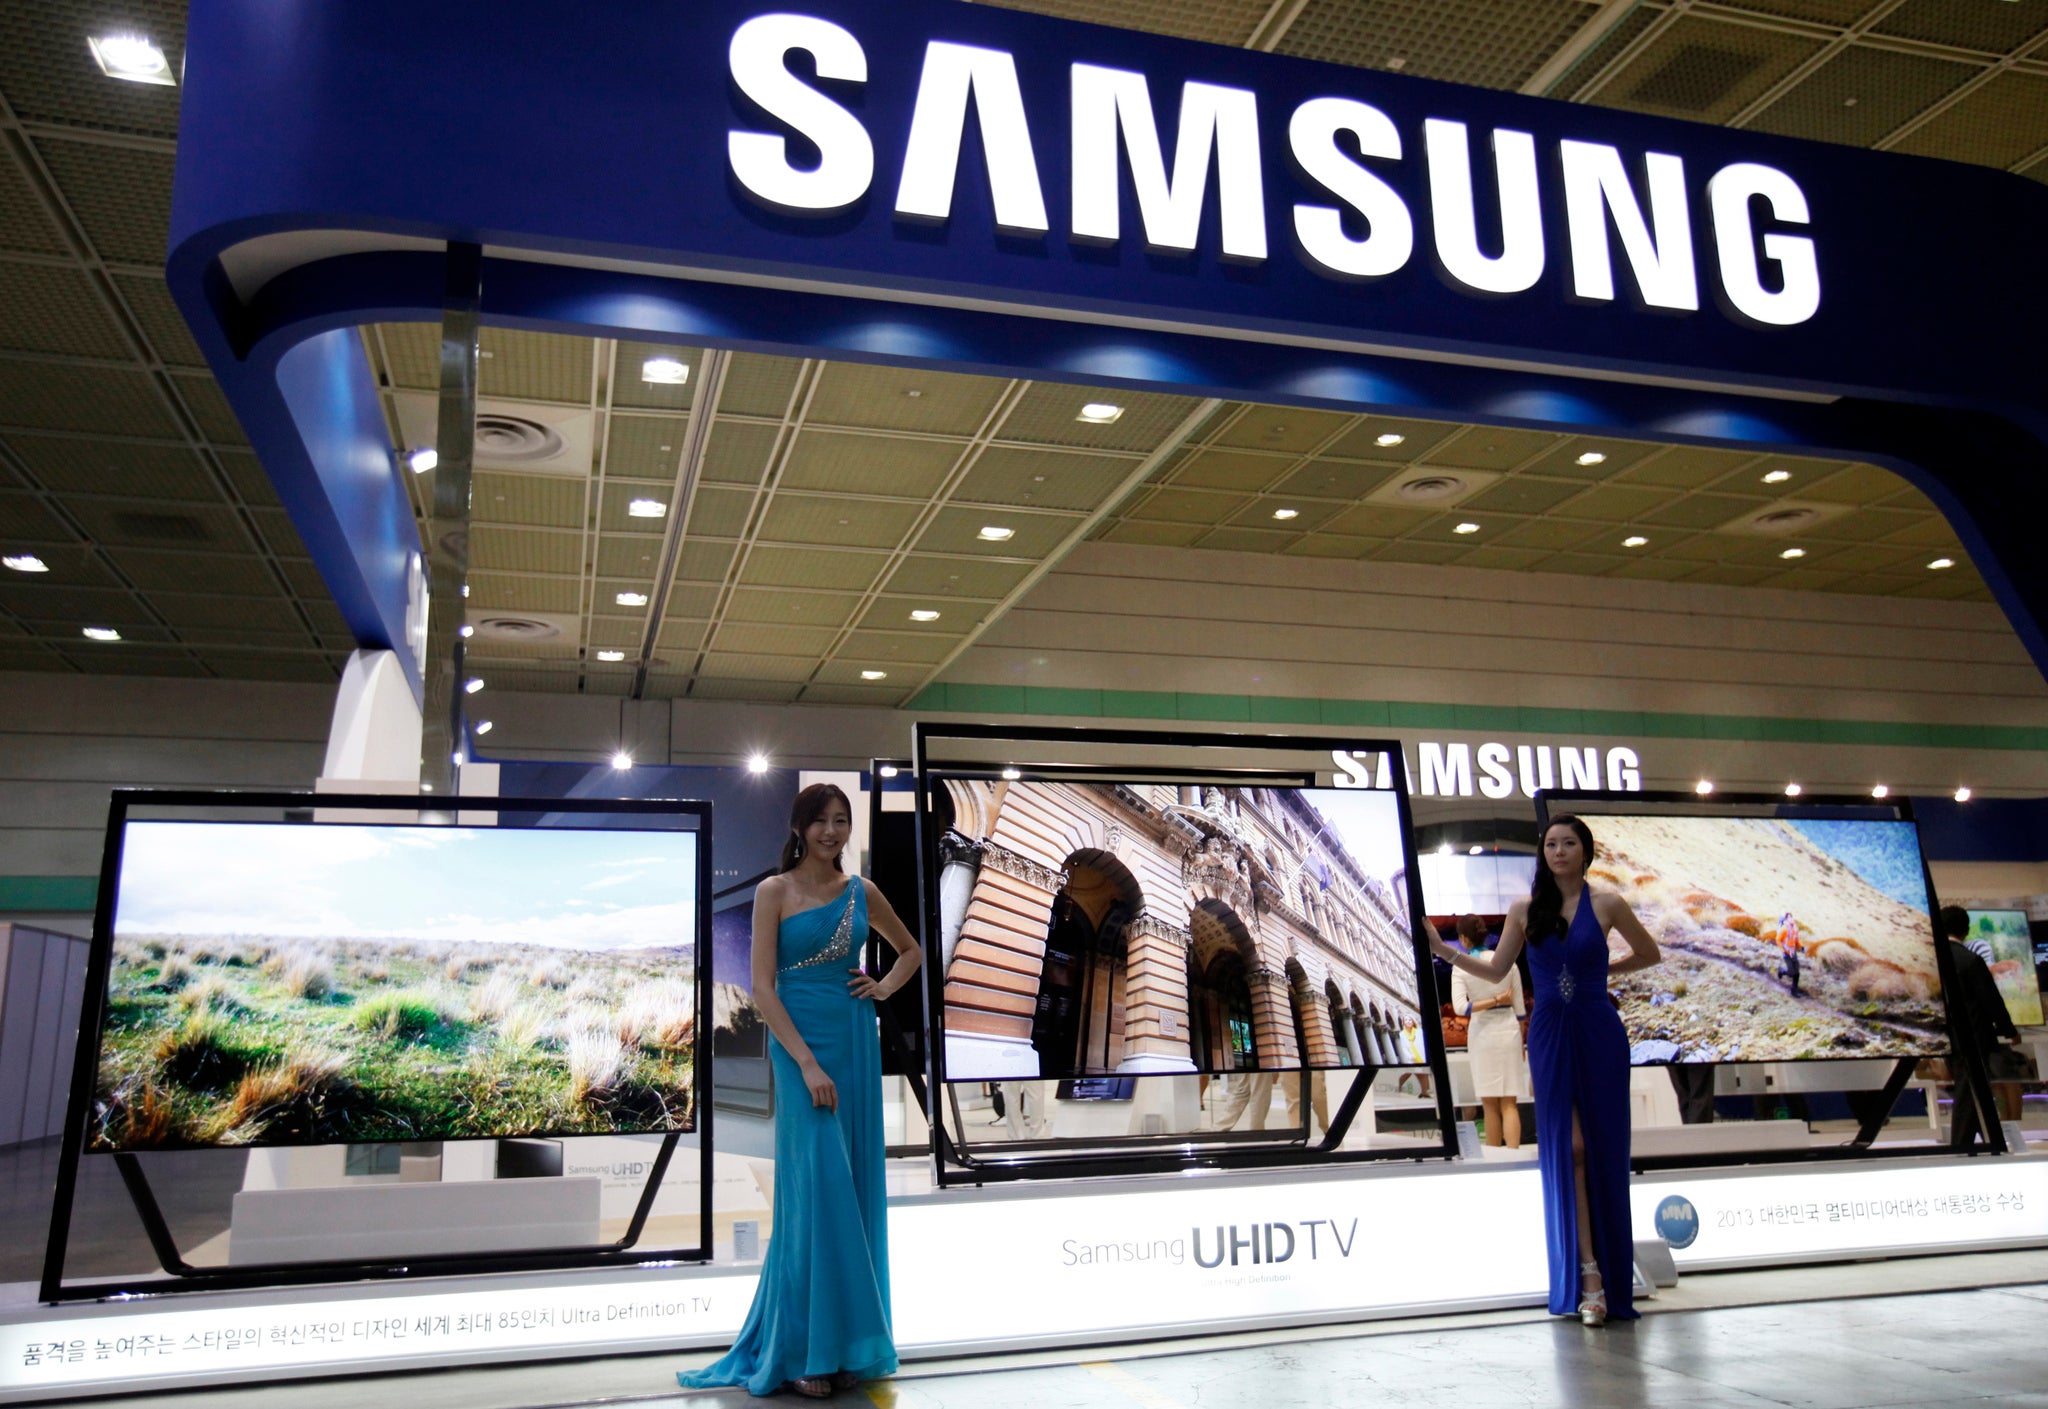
754, 873, 787, 906
1504, 896, 1531, 919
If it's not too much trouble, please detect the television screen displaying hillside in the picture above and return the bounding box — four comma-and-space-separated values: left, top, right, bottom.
88, 820, 701, 1151
1963, 909, 2043, 1029
1580, 812, 1948, 1064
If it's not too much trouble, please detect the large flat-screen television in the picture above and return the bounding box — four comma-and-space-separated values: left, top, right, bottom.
1963, 908, 2044, 1029
1541, 795, 1949, 1064
85, 809, 708, 1151
927, 771, 1429, 1083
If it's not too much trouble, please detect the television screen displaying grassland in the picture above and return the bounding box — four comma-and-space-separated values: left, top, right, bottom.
1587, 814, 1947, 1063
90, 821, 700, 1151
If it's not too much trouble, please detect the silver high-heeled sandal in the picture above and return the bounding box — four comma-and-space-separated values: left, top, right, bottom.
1578, 1260, 1607, 1327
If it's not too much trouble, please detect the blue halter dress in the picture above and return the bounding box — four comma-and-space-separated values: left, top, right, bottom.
1525, 888, 1638, 1320
678, 880, 898, 1394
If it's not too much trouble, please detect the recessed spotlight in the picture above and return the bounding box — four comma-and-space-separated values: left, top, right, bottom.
408, 448, 438, 475
1272, 508, 1300, 521
977, 525, 1015, 541
1695, 780, 1714, 796
640, 357, 689, 385
1453, 521, 1480, 535
1001, 766, 1022, 781
1576, 451, 1608, 466
627, 498, 668, 518
616, 591, 649, 607
89, 33, 174, 85
458, 624, 474, 638
474, 720, 493, 736
595, 650, 626, 662
1076, 403, 1124, 424
1784, 783, 1802, 797
1438, 842, 1453, 856
860, 669, 888, 680
879, 764, 899, 777
1928, 557, 1954, 570
1762, 469, 1791, 484
747, 754, 770, 775
910, 609, 941, 622
1780, 547, 1806, 560
1871, 784, 1889, 799
2, 554, 48, 573
1622, 535, 1649, 548
1954, 786, 1972, 803
81, 627, 121, 642
611, 751, 633, 770
1467, 845, 1483, 856
1375, 432, 1405, 448
460, 584, 470, 598
464, 677, 485, 694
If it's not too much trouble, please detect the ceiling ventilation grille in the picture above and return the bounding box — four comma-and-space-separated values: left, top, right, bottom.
1627, 45, 1765, 113
111, 511, 210, 542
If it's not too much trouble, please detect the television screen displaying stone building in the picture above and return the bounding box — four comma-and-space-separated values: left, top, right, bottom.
930, 779, 1428, 1081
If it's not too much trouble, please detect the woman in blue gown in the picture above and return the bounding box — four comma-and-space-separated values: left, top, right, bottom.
680, 783, 922, 1396
1430, 815, 1660, 1326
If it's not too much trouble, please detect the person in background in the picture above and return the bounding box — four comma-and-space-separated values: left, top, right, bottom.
1449, 914, 1525, 1149
1941, 904, 2024, 1148
1777, 911, 1802, 996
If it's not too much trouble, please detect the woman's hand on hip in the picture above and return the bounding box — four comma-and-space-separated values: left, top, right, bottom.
801, 1060, 838, 1112
847, 968, 888, 1001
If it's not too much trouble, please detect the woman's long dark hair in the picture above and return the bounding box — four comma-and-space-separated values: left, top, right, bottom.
1526, 814, 1597, 944
779, 782, 852, 873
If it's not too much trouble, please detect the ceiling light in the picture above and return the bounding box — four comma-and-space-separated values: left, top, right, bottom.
474, 720, 493, 736
464, 677, 485, 694
910, 609, 941, 622
1453, 522, 1480, 535
1780, 547, 1806, 559
627, 498, 668, 518
1871, 784, 1889, 799
1784, 783, 1802, 797
616, 591, 649, 607
1272, 508, 1300, 521
1694, 780, 1714, 796
1576, 451, 1608, 466
1928, 557, 1955, 570
89, 33, 174, 85
1468, 845, 1483, 856
408, 448, 438, 475
1437, 842, 1452, 856
747, 754, 770, 775
611, 751, 633, 770
1375, 432, 1405, 447
1622, 535, 1648, 548
860, 669, 888, 680
81, 627, 121, 642
1001, 766, 1022, 781
595, 650, 626, 662
3, 554, 48, 573
977, 525, 1015, 541
1076, 403, 1124, 424
1954, 786, 1972, 803
458, 624, 474, 638
879, 764, 899, 778
640, 357, 689, 385
1762, 469, 1791, 484
460, 584, 469, 598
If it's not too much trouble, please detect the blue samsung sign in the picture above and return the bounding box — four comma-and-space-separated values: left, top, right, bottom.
164, 0, 2048, 693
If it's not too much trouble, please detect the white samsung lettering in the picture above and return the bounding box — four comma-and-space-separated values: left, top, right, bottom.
1071, 64, 1267, 259
1423, 120, 1544, 296
1707, 162, 1822, 327
1560, 141, 1698, 311
1475, 742, 1515, 800
1417, 742, 1472, 798
1288, 97, 1413, 279
895, 42, 1048, 232
1558, 746, 1601, 791
1330, 749, 1376, 788
1606, 746, 1642, 791
728, 14, 874, 213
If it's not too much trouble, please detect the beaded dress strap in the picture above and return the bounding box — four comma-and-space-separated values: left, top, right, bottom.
780, 886, 859, 973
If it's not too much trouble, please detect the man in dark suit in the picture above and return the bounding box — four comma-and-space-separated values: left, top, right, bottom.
1942, 905, 2022, 1149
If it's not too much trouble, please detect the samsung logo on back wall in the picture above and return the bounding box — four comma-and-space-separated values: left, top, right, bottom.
726, 14, 1821, 329
1331, 743, 1643, 798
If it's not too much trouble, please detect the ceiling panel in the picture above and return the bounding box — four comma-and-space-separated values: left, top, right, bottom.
734, 543, 884, 590
470, 525, 583, 575
1871, 0, 2048, 54
1428, 426, 1561, 472
605, 415, 690, 478
756, 494, 922, 549
611, 342, 702, 413
1593, 16, 1824, 125
1277, 0, 1589, 90
779, 429, 963, 498
0, 363, 180, 435
883, 555, 1033, 599
468, 571, 582, 615
698, 420, 779, 486
35, 139, 174, 263
953, 446, 1141, 512
1892, 72, 2048, 170
997, 385, 1203, 452
8, 434, 214, 499
724, 588, 854, 627
805, 363, 1007, 435
1750, 46, 1975, 148
916, 505, 1076, 558
478, 329, 592, 404
115, 275, 206, 368
0, 263, 129, 357
718, 354, 807, 419
0, 148, 67, 255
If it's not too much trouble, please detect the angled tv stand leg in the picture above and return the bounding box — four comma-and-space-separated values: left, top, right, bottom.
114, 1152, 200, 1276
612, 1130, 684, 1249
1313, 1064, 1377, 1153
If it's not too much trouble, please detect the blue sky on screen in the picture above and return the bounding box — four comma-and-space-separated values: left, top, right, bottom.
1296, 788, 1409, 888
115, 822, 697, 952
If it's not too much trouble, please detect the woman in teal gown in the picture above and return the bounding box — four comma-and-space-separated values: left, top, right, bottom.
679, 783, 922, 1397
1430, 815, 1660, 1326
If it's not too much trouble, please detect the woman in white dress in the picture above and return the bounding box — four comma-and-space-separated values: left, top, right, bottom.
1449, 915, 1526, 1148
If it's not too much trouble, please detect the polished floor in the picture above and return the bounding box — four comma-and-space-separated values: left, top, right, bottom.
46, 1249, 2048, 1409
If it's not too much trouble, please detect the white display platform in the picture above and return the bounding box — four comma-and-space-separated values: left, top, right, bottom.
6, 1151, 2047, 1401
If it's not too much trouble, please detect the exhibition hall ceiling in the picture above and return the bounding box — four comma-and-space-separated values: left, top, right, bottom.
0, 0, 2042, 689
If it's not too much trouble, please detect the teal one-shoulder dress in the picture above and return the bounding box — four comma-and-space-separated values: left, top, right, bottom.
678, 880, 898, 1395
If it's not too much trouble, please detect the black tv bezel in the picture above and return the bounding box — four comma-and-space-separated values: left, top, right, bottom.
914, 722, 1455, 1184
41, 788, 717, 1303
